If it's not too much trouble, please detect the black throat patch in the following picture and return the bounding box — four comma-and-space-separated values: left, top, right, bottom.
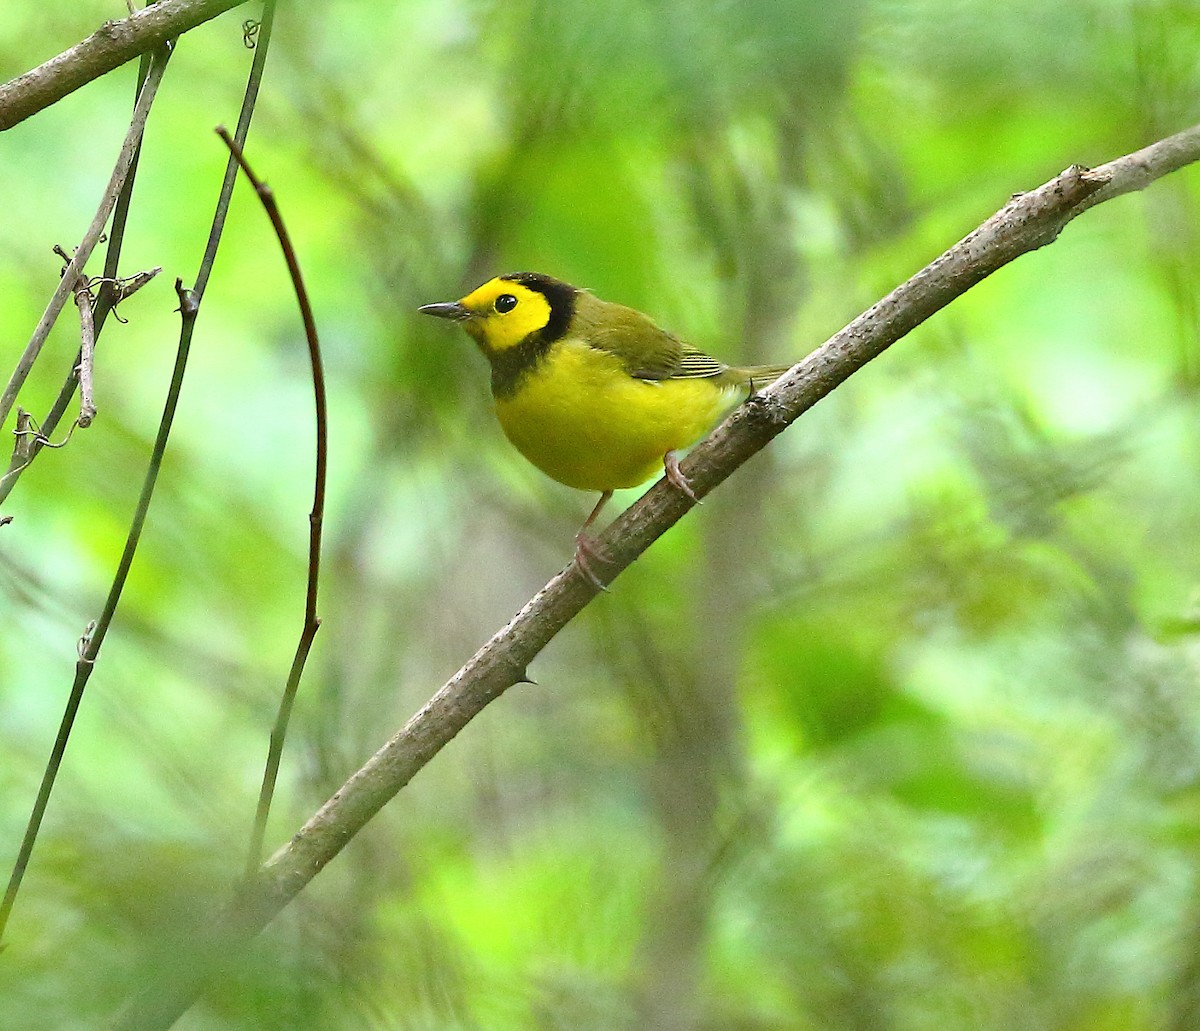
488, 273, 577, 399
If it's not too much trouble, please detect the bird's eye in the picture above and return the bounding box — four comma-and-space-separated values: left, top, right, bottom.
494, 293, 518, 314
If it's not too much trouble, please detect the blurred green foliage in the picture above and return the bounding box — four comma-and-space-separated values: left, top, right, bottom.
2, 1, 1200, 1028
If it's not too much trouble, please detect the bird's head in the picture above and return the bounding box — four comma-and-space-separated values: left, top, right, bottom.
419, 272, 577, 357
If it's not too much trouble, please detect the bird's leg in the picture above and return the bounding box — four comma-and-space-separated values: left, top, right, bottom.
662, 450, 700, 503
574, 490, 613, 590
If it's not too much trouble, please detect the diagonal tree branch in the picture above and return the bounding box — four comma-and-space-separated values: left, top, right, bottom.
109, 121, 1200, 1030
0, 0, 251, 132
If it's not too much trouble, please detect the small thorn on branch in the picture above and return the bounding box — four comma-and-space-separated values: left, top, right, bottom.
77, 620, 98, 664
174, 277, 199, 318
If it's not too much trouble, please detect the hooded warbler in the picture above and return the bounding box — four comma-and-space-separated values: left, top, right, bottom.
419, 272, 790, 586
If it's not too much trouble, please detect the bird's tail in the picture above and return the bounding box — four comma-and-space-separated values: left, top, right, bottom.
735, 362, 794, 389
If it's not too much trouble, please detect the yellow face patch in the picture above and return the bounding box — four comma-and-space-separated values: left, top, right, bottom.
457, 278, 553, 354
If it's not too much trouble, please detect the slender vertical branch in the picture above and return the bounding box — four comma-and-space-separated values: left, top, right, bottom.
215, 125, 329, 874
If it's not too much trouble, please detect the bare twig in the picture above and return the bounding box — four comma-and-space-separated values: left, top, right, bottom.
0, 45, 162, 506
107, 121, 1200, 1030
214, 124, 329, 875
0, 54, 165, 506
74, 279, 97, 428
0, 0, 250, 131
0, 45, 170, 433
109, 266, 163, 306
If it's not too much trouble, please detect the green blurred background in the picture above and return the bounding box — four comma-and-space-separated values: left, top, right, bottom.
3, 1, 1200, 1028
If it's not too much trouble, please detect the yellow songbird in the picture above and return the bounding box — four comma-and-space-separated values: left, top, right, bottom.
420, 272, 790, 585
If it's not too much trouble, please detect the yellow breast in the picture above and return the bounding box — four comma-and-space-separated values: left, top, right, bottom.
494, 338, 742, 492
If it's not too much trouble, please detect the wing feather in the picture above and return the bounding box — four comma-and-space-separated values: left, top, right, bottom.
574, 293, 730, 382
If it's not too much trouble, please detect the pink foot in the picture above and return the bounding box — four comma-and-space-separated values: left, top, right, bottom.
663, 450, 699, 502
573, 531, 610, 591
572, 489, 614, 590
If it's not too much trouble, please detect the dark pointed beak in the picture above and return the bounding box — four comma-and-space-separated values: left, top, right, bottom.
418, 301, 472, 321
